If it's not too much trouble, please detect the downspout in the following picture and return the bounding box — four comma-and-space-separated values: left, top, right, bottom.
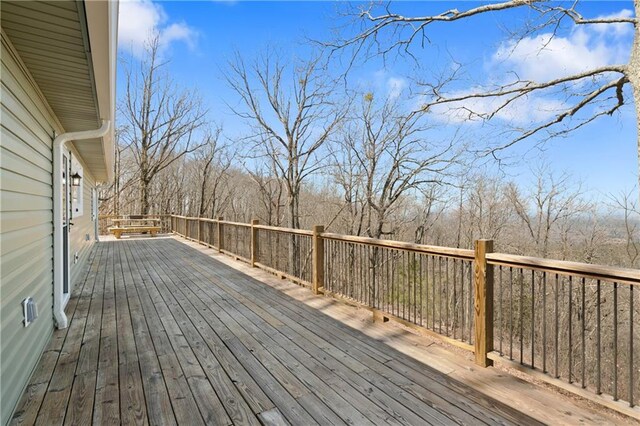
53, 120, 111, 329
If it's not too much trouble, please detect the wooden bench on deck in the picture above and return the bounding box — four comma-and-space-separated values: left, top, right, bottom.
109, 226, 161, 239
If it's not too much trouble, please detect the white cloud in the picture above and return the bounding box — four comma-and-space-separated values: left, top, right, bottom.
427, 10, 633, 126
428, 90, 567, 125
118, 0, 197, 58
591, 9, 634, 37
492, 10, 632, 82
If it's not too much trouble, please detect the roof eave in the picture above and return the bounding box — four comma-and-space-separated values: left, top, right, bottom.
84, 0, 118, 183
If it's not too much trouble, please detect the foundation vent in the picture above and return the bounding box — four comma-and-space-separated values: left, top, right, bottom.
22, 297, 38, 327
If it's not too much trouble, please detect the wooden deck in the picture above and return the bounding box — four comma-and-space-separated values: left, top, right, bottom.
11, 237, 628, 425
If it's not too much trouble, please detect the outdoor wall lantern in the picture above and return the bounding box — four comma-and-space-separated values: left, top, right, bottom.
71, 172, 82, 187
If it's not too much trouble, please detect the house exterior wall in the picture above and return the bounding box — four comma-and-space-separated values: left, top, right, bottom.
0, 31, 99, 425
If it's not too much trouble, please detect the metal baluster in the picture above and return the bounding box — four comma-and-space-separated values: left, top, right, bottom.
339, 242, 343, 296
373, 247, 377, 309
368, 245, 372, 307
439, 256, 443, 334
396, 250, 400, 317
403, 252, 411, 321
351, 245, 357, 303
396, 250, 405, 317
520, 269, 524, 365
431, 256, 437, 331
424, 255, 435, 330
338, 241, 342, 296
337, 241, 342, 296
467, 263, 474, 343
348, 242, 352, 298
445, 257, 450, 335
531, 270, 535, 369
391, 249, 395, 314
569, 276, 573, 383
326, 241, 330, 292
453, 259, 457, 339
402, 252, 411, 321
596, 279, 601, 394
613, 281, 618, 401
404, 250, 408, 320
510, 267, 514, 360
630, 284, 634, 407
542, 272, 547, 372
581, 277, 586, 389
555, 274, 560, 378
356, 244, 361, 303
420, 254, 424, 326
413, 252, 417, 324
388, 249, 392, 315
461, 261, 466, 342
363, 244, 367, 305
499, 266, 503, 356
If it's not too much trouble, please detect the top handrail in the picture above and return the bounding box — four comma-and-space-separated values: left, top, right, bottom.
320, 232, 475, 260
255, 224, 314, 236
486, 252, 640, 286
170, 214, 638, 284
99, 214, 170, 218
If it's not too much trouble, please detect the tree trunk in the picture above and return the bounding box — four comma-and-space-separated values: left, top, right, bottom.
287, 192, 300, 276
199, 178, 207, 217
114, 147, 120, 215
140, 179, 150, 215
630, 0, 640, 201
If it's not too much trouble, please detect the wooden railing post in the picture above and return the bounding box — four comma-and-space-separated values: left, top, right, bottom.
197, 217, 202, 243
474, 239, 494, 367
251, 219, 259, 267
217, 217, 224, 253
312, 225, 324, 295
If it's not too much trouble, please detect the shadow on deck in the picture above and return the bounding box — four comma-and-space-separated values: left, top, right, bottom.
11, 237, 625, 425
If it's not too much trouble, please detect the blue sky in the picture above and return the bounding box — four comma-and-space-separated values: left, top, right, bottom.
116, 1, 637, 201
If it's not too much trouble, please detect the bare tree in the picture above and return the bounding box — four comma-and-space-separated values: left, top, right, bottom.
120, 36, 207, 214
225, 51, 345, 230
412, 186, 445, 244
246, 165, 285, 226
329, 1, 640, 193
193, 128, 234, 217
335, 92, 458, 240
610, 189, 640, 267
460, 174, 514, 248
331, 120, 367, 237
506, 167, 590, 257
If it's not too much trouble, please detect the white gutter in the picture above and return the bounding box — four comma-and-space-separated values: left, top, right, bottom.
53, 120, 111, 329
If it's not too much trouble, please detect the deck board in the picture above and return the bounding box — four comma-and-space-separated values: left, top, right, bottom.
10, 237, 624, 425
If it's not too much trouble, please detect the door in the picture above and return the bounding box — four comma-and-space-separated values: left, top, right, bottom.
62, 153, 71, 296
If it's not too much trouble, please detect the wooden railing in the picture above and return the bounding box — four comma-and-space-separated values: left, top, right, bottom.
98, 214, 172, 234
170, 215, 640, 415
